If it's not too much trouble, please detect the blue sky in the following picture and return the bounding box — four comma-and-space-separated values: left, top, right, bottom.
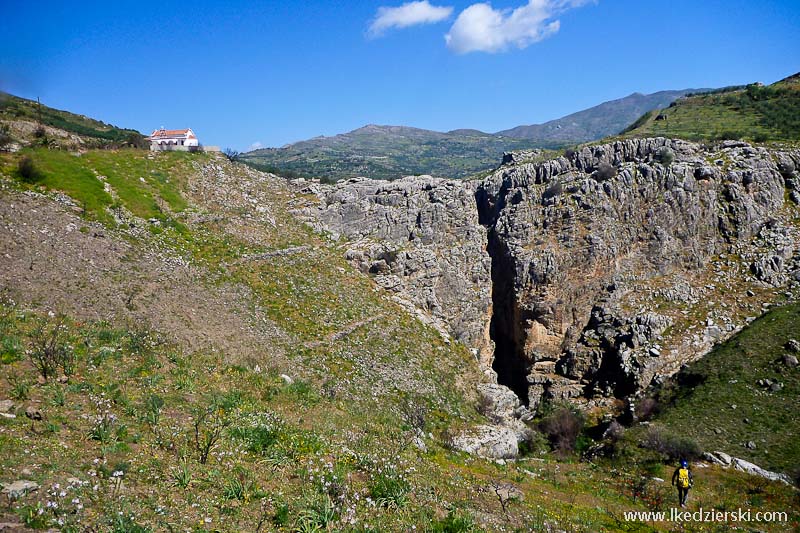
1, 0, 799, 151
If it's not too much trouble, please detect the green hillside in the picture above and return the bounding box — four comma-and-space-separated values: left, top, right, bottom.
620, 73, 800, 142
643, 303, 800, 474
0, 92, 145, 148
240, 125, 539, 182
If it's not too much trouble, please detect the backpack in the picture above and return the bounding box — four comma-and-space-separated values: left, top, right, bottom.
678, 468, 690, 488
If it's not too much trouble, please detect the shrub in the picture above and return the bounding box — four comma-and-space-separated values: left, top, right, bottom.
641, 425, 702, 461
0, 124, 11, 149
17, 155, 43, 183
27, 315, 75, 380
539, 406, 585, 454
657, 147, 675, 166
635, 397, 659, 421
399, 395, 428, 432
542, 181, 563, 202
223, 148, 240, 162
33, 125, 46, 138
192, 397, 233, 464
594, 162, 617, 181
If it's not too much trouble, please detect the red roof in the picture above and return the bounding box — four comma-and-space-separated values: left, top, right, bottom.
149, 128, 196, 139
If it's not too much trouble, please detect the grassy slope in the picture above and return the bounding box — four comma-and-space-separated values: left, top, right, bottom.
0, 148, 798, 531
620, 74, 800, 142
0, 92, 144, 146
648, 304, 800, 474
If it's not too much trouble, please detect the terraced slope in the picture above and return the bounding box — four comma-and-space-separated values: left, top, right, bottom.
621, 73, 800, 142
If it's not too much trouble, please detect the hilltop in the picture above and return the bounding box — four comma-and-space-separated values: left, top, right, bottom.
0, 93, 146, 150
240, 89, 696, 181
240, 124, 538, 181
496, 89, 697, 144
621, 73, 800, 142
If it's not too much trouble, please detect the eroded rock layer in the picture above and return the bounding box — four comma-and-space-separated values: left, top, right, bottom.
299, 138, 800, 412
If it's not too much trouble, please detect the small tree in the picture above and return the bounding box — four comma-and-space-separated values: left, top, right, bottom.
223, 148, 240, 162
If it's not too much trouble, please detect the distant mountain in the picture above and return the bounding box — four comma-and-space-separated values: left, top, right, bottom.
241, 88, 702, 181
496, 90, 698, 144
620, 73, 800, 142
240, 125, 539, 181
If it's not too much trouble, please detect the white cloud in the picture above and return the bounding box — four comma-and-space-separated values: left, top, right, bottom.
369, 1, 454, 38
248, 141, 263, 151
445, 0, 592, 54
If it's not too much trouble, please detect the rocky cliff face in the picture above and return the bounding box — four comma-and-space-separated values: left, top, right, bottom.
298, 138, 800, 415
293, 176, 494, 362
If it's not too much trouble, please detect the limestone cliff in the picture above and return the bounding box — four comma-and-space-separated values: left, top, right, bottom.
298, 138, 800, 413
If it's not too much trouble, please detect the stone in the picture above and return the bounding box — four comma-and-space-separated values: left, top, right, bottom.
1, 480, 39, 499
731, 458, 793, 485
279, 374, 293, 385
0, 400, 14, 413
451, 425, 521, 459
782, 354, 799, 368
786, 339, 800, 353
477, 383, 521, 424
24, 406, 42, 421
745, 441, 757, 450
493, 482, 524, 502
703, 451, 732, 466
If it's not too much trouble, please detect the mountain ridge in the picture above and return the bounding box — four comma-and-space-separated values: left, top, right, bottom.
241, 88, 700, 181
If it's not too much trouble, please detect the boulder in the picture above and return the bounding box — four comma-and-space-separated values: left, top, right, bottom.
731, 458, 793, 485
451, 425, 521, 459
1, 480, 39, 499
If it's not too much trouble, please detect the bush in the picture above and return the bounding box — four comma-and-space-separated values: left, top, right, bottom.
192, 397, 233, 464
539, 406, 585, 454
635, 397, 659, 421
657, 147, 675, 166
17, 155, 43, 183
542, 181, 563, 202
594, 162, 617, 181
641, 425, 702, 461
0, 124, 12, 149
33, 125, 46, 138
223, 148, 240, 162
27, 315, 75, 380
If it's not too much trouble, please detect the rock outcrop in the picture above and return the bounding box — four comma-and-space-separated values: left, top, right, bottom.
478, 138, 800, 409
300, 139, 800, 416
294, 176, 493, 361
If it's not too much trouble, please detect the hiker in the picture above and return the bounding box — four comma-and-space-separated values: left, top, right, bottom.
671, 459, 693, 508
